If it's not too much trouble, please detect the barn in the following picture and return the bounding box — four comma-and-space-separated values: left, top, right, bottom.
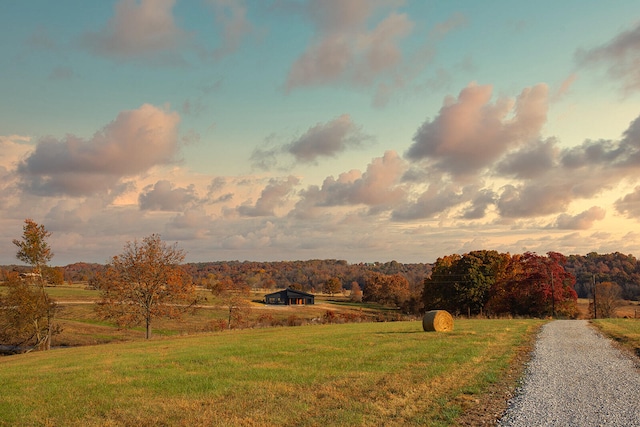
264, 288, 315, 305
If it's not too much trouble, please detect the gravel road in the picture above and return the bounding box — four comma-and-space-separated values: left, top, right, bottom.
498, 320, 640, 427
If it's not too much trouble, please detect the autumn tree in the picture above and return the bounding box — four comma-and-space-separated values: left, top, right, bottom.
97, 234, 198, 339
13, 219, 53, 277
1, 219, 59, 350
350, 282, 363, 302
487, 252, 578, 318
323, 277, 342, 296
423, 251, 509, 315
0, 272, 60, 352
206, 274, 252, 329
364, 272, 410, 307
590, 281, 622, 318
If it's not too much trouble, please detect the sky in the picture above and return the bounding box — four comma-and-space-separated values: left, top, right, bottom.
2, 0, 640, 266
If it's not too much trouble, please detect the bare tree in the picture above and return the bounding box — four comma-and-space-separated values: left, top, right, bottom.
206, 274, 252, 329
97, 234, 198, 339
590, 281, 623, 318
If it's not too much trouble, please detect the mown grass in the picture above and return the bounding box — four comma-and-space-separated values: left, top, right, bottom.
0, 319, 542, 427
591, 318, 640, 356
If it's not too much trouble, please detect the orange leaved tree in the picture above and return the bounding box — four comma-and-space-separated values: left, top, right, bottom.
2, 219, 60, 351
97, 234, 197, 339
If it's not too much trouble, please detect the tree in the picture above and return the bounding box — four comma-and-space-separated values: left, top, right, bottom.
364, 272, 410, 307
323, 277, 342, 296
0, 272, 60, 352
590, 281, 622, 318
350, 282, 363, 302
3, 219, 59, 351
423, 251, 509, 315
13, 219, 53, 277
206, 274, 252, 329
487, 252, 578, 318
97, 234, 198, 339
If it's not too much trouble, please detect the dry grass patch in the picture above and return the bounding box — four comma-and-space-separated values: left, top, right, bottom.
591, 318, 640, 358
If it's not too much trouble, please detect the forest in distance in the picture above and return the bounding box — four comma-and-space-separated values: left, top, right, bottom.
3, 251, 640, 301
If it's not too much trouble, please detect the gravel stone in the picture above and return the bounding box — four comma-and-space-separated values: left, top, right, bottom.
498, 320, 640, 427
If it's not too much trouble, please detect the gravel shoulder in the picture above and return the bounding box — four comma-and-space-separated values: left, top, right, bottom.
498, 320, 640, 426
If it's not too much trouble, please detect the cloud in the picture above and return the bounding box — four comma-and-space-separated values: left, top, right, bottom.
237, 176, 300, 217
553, 206, 606, 230
496, 138, 558, 179
496, 183, 574, 218
18, 104, 181, 196
491, 113, 640, 219
406, 83, 548, 178
577, 22, 640, 93
285, 0, 413, 90
552, 73, 578, 101
292, 151, 407, 218
251, 115, 371, 169
615, 187, 640, 218
460, 189, 496, 220
0, 135, 32, 169
207, 0, 254, 58
139, 180, 198, 211
391, 183, 472, 221
83, 0, 188, 63
287, 114, 370, 162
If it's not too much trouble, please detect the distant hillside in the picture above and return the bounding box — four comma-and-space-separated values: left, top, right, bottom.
3, 253, 639, 301
566, 252, 640, 300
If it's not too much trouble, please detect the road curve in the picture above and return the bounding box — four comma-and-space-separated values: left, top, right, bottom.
498, 320, 640, 427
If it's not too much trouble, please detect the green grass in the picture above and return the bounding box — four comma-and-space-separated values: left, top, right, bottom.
0, 319, 542, 426
591, 318, 640, 356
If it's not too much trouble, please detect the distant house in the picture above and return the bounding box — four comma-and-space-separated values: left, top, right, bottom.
264, 288, 315, 305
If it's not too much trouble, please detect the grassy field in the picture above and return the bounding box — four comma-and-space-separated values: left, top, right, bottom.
0, 319, 542, 427
591, 318, 640, 357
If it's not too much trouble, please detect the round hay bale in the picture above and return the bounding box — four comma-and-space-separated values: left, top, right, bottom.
422, 310, 454, 332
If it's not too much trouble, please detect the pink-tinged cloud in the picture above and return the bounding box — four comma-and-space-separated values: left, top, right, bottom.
553, 206, 606, 230
293, 151, 406, 218
139, 180, 198, 211
208, 0, 254, 58
251, 114, 371, 170
552, 73, 578, 101
84, 0, 187, 61
491, 113, 640, 219
577, 22, 640, 93
496, 183, 574, 218
18, 104, 180, 196
287, 114, 370, 162
615, 187, 640, 218
391, 183, 476, 221
285, 0, 413, 90
237, 176, 300, 217
406, 83, 548, 177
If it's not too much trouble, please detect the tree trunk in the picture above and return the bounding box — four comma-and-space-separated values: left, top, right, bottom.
146, 316, 151, 339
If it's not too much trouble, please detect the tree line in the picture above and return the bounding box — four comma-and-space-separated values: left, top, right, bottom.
2, 219, 639, 352
423, 250, 579, 318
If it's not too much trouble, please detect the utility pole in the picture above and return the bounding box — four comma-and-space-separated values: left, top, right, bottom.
592, 274, 597, 320
551, 271, 555, 318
